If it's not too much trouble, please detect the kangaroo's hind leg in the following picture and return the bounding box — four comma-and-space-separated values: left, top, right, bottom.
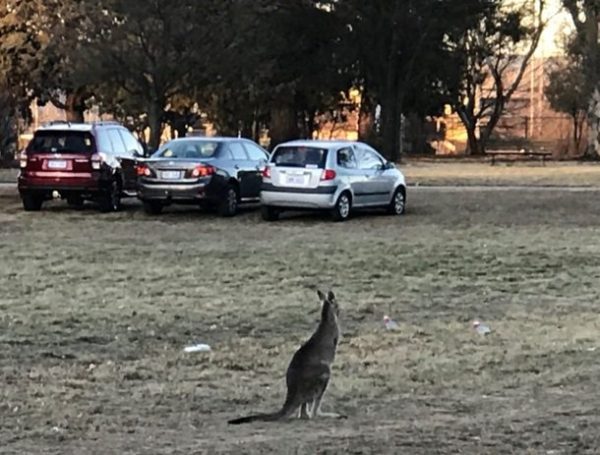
311, 378, 344, 419
299, 401, 312, 419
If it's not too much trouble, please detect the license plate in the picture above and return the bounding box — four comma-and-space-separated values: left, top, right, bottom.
48, 160, 67, 169
286, 174, 306, 185
161, 170, 181, 180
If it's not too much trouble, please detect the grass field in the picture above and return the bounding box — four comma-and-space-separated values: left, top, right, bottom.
5, 159, 600, 187
403, 160, 600, 187
2, 184, 600, 454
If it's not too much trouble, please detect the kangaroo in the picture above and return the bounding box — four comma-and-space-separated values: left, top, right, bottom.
228, 290, 343, 424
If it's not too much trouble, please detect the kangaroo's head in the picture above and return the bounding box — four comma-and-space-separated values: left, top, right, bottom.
317, 289, 339, 321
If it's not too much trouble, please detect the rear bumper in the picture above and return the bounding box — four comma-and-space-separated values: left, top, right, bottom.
137, 181, 208, 202
18, 173, 102, 193
260, 183, 337, 209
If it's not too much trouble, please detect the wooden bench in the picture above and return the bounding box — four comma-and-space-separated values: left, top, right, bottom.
486, 149, 553, 166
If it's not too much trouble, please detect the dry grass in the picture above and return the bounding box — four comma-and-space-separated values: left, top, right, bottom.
0, 168, 18, 183
403, 160, 600, 187
2, 188, 600, 454
6, 159, 600, 188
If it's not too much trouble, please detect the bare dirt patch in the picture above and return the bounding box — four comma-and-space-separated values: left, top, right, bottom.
2, 189, 600, 454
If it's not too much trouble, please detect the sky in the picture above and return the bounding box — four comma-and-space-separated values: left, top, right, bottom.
537, 0, 573, 56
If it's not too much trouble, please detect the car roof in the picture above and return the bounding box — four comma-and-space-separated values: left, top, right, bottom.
36, 121, 122, 133
163, 136, 252, 143
275, 139, 366, 150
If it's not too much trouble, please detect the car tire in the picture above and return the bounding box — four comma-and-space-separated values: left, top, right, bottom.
387, 187, 406, 215
143, 201, 163, 215
261, 205, 279, 221
218, 184, 238, 217
99, 178, 122, 213
66, 195, 84, 209
331, 192, 351, 222
22, 193, 43, 211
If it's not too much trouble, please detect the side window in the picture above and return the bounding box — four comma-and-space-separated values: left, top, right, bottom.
118, 128, 143, 156
356, 147, 384, 170
95, 130, 114, 155
218, 145, 233, 159
107, 129, 126, 155
337, 147, 357, 169
243, 142, 269, 162
229, 142, 248, 160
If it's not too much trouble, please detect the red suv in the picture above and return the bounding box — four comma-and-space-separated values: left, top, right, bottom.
18, 121, 144, 212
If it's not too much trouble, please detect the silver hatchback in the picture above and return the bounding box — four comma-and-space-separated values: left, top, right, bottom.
260, 140, 407, 221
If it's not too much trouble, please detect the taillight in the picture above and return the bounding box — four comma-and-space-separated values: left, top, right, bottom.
321, 169, 336, 181
136, 163, 153, 177
189, 165, 215, 178
19, 151, 27, 169
262, 166, 271, 179
91, 153, 105, 170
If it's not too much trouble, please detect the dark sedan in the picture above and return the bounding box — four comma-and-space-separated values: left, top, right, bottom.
136, 137, 269, 216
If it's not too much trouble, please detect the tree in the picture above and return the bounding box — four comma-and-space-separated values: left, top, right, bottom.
545, 54, 587, 155
0, 0, 46, 158
210, 0, 352, 148
451, 0, 545, 155
79, 0, 226, 151
334, 0, 497, 160
562, 0, 600, 157
0, 0, 104, 123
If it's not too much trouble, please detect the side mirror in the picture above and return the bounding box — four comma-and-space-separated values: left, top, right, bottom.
384, 161, 395, 170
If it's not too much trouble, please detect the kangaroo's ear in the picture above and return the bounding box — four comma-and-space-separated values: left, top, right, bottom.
317, 290, 326, 301
327, 290, 335, 301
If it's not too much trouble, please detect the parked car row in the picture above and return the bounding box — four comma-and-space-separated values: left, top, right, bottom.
17, 121, 407, 222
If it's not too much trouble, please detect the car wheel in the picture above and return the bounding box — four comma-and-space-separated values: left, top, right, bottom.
218, 184, 238, 217
331, 192, 351, 222
261, 205, 280, 221
22, 193, 43, 211
387, 187, 406, 215
143, 201, 163, 215
66, 195, 84, 209
99, 178, 122, 213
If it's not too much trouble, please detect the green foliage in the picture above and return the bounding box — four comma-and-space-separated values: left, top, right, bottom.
451, 0, 544, 155
0, 0, 552, 156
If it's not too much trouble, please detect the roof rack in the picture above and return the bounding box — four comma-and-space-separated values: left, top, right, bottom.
43, 120, 72, 126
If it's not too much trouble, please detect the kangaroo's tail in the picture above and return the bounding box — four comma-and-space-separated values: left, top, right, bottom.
228, 395, 298, 425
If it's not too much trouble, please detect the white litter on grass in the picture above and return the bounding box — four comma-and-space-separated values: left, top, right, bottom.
183, 343, 212, 353
473, 320, 491, 335
383, 315, 399, 331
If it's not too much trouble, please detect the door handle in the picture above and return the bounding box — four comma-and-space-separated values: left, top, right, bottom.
234, 165, 240, 170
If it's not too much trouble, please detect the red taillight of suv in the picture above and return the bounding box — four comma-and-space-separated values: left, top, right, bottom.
262, 166, 271, 179
136, 163, 153, 177
91, 153, 105, 170
321, 169, 336, 181
188, 165, 215, 178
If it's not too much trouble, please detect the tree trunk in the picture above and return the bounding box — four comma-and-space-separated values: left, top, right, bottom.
64, 92, 85, 123
269, 102, 298, 150
586, 87, 600, 158
358, 87, 374, 141
465, 123, 481, 156
380, 94, 399, 161
147, 104, 163, 152
358, 108, 374, 142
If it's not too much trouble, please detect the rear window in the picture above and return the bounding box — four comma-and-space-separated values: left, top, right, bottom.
271, 146, 328, 169
28, 131, 94, 154
153, 140, 220, 159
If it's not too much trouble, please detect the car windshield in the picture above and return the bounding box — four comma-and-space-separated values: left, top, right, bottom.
271, 146, 328, 168
153, 140, 220, 159
28, 131, 94, 154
